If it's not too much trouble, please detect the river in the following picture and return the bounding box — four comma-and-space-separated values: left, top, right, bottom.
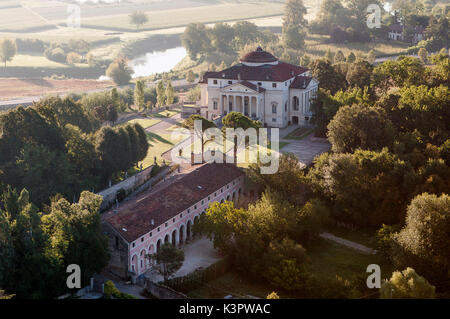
129, 46, 187, 78
99, 46, 187, 81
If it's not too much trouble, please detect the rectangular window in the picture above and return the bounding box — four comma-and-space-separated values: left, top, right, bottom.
115, 236, 119, 249
213, 101, 218, 110
150, 232, 152, 237
213, 80, 218, 84
272, 83, 277, 88
141, 237, 144, 242
272, 118, 276, 122
272, 104, 277, 114
157, 227, 160, 232
257, 82, 262, 86
165, 223, 168, 227
228, 81, 232, 84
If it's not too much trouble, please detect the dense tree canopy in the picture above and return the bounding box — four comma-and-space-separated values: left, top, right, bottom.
327, 104, 396, 153
391, 193, 450, 283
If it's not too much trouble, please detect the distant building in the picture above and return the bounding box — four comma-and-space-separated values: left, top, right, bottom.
388, 23, 426, 44
199, 47, 319, 127
102, 163, 245, 278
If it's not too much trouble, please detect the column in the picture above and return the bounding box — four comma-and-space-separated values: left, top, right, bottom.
256, 97, 259, 119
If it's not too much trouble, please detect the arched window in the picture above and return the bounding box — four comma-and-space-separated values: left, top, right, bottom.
292, 96, 299, 111
271, 103, 277, 114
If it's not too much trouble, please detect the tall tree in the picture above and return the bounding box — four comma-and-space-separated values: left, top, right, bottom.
0, 187, 56, 298
327, 104, 395, 153
283, 0, 308, 28
165, 81, 175, 105
181, 23, 211, 60
106, 56, 133, 86
134, 80, 145, 110
391, 193, 450, 283
42, 191, 109, 288
129, 11, 148, 30
149, 243, 184, 282
0, 39, 16, 69
156, 81, 166, 107
282, 0, 308, 50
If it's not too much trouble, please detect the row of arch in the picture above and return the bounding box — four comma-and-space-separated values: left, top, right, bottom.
130, 187, 243, 275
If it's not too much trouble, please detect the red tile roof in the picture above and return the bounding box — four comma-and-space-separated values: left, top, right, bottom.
199, 61, 308, 83
105, 163, 245, 242
238, 80, 266, 93
290, 76, 313, 89
241, 46, 278, 63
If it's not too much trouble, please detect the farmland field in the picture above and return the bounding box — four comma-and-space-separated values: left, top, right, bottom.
80, 2, 285, 32
0, 78, 113, 101
305, 34, 410, 58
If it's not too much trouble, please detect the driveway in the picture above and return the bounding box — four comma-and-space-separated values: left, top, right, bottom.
145, 237, 221, 282
281, 133, 331, 167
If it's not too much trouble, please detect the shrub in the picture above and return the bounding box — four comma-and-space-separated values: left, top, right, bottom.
66, 52, 81, 65
106, 56, 132, 85
380, 268, 435, 299
104, 280, 136, 299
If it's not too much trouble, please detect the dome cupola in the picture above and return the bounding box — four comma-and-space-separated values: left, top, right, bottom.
240, 46, 278, 66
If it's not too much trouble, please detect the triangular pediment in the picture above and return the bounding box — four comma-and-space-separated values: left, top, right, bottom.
221, 81, 259, 93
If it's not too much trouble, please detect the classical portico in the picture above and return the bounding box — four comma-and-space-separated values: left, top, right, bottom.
218, 81, 264, 120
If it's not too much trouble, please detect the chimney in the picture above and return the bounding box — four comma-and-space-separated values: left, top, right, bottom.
237, 73, 241, 80
151, 219, 154, 226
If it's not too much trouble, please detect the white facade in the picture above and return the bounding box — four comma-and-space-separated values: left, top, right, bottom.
199, 48, 319, 128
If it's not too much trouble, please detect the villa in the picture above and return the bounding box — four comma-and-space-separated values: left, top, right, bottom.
388, 23, 426, 44
199, 47, 319, 127
102, 163, 245, 278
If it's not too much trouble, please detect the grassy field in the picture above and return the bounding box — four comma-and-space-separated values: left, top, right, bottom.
0, 5, 51, 31
138, 132, 185, 168
81, 2, 285, 32
186, 271, 273, 299
5, 54, 88, 68
305, 34, 410, 59
126, 118, 161, 129
123, 109, 180, 129
186, 238, 394, 299
324, 224, 378, 249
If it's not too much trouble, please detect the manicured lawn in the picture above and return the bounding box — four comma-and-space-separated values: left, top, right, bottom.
151, 109, 180, 118
127, 118, 161, 129
178, 136, 283, 168
186, 239, 394, 299
186, 271, 273, 299
138, 132, 185, 168
308, 238, 394, 284
324, 224, 378, 249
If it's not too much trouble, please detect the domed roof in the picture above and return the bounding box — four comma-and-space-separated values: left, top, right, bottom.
240, 46, 278, 63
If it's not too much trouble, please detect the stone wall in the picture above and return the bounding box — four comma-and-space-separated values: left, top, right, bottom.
97, 165, 154, 211
145, 280, 188, 299
102, 222, 129, 279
